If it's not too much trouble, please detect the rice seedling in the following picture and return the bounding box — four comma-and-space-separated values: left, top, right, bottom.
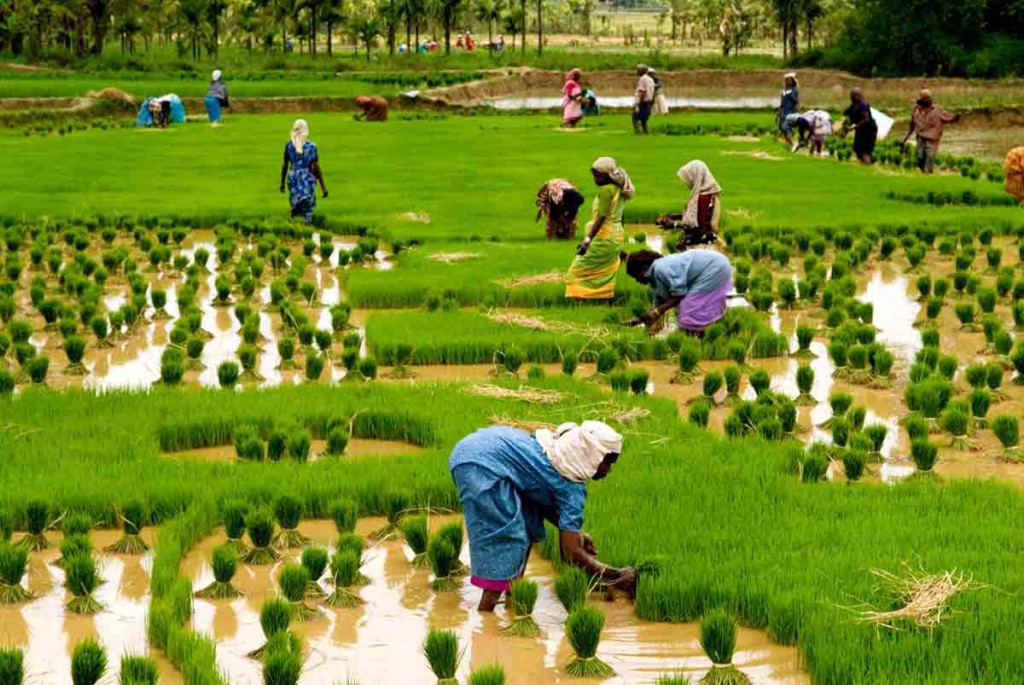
56, 534, 92, 569
222, 500, 249, 553
1011, 343, 1024, 383
428, 536, 458, 592
70, 639, 107, 685
656, 676, 691, 685
554, 566, 591, 613
940, 407, 975, 450
248, 597, 292, 661
911, 439, 939, 472
673, 338, 702, 383
689, 398, 712, 428
843, 450, 867, 482
864, 424, 888, 458
305, 353, 325, 382
561, 350, 578, 377
970, 389, 992, 428
262, 634, 302, 685
400, 515, 429, 567
119, 654, 159, 685
63, 335, 87, 375
17, 499, 52, 551
608, 370, 630, 393
965, 364, 988, 389
60, 512, 90, 540
26, 355, 49, 385
748, 369, 770, 396
467, 665, 506, 685
234, 424, 264, 461
278, 563, 317, 621
870, 348, 895, 388
954, 302, 976, 330
830, 417, 851, 449
723, 366, 742, 405
991, 415, 1022, 461
827, 341, 848, 376
325, 550, 364, 608
565, 605, 614, 678
274, 494, 310, 549
242, 507, 280, 565
594, 348, 619, 376
795, 364, 814, 405
701, 371, 723, 404
329, 499, 358, 534
373, 489, 411, 540
847, 406, 866, 432
196, 544, 243, 599
0, 647, 23, 685
802, 450, 828, 483
793, 325, 814, 358
65, 553, 103, 614
915, 275, 931, 300
977, 288, 997, 314
217, 360, 240, 389
286, 428, 312, 463
699, 609, 750, 684
423, 628, 462, 685
301, 546, 329, 599
106, 500, 149, 554
502, 578, 540, 637
920, 327, 940, 349
629, 368, 650, 395
0, 543, 31, 603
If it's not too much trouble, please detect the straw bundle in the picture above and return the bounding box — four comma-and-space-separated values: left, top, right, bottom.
466, 384, 566, 404
855, 567, 976, 630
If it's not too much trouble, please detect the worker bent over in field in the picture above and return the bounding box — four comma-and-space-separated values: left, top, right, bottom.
903, 89, 959, 174
355, 96, 389, 122
449, 421, 637, 611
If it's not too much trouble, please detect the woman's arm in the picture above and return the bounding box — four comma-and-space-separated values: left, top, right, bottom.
627, 296, 683, 327
311, 159, 328, 197
280, 148, 289, 192
559, 530, 636, 595
578, 216, 604, 255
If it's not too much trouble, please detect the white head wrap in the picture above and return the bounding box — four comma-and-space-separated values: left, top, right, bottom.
290, 119, 309, 152
212, 69, 222, 81
678, 160, 722, 227
535, 421, 623, 483
591, 156, 635, 199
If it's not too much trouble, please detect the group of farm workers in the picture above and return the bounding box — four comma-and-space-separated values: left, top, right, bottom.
561, 64, 667, 133
778, 73, 960, 172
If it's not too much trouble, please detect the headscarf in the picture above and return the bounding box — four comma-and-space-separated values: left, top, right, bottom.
290, 119, 309, 152
678, 160, 722, 227
592, 156, 635, 199
537, 178, 574, 211
624, 249, 661, 281
566, 68, 582, 82
212, 69, 222, 82
784, 72, 798, 89
535, 421, 623, 483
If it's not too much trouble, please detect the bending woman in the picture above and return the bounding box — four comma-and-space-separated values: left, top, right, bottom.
536, 179, 585, 240
625, 248, 733, 335
565, 157, 634, 300
562, 69, 584, 128
280, 119, 328, 224
449, 422, 637, 611
677, 160, 722, 249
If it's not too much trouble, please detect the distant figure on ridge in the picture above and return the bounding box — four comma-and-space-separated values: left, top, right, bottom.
632, 65, 655, 135
842, 88, 878, 164
355, 96, 388, 122
204, 70, 229, 127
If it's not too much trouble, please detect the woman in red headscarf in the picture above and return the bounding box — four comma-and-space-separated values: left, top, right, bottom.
562, 69, 584, 128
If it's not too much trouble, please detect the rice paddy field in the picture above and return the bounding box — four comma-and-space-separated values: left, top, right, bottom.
2, 106, 1024, 685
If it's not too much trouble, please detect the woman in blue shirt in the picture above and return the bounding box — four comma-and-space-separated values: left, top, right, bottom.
777, 72, 800, 148
449, 421, 636, 611
624, 248, 734, 335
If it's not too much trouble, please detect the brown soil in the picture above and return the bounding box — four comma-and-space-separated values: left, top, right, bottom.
165, 438, 423, 462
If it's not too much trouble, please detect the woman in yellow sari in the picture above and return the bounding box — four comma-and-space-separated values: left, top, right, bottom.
565, 157, 634, 300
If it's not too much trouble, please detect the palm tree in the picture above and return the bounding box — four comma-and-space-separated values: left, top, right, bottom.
474, 0, 502, 44
206, 0, 226, 55
501, 6, 522, 51
377, 0, 401, 54
348, 5, 379, 60
402, 0, 425, 53
322, 0, 344, 54
432, 0, 461, 54
177, 0, 208, 58
86, 0, 112, 53
273, 0, 297, 53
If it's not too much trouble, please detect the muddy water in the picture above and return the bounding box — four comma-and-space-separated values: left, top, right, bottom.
165, 438, 423, 462
181, 518, 806, 685
0, 528, 182, 685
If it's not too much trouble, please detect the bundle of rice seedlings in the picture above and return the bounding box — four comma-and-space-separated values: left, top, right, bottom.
843, 450, 867, 482
273, 494, 310, 549
399, 515, 429, 567
106, 500, 149, 554
300, 546, 329, 599
196, 544, 243, 599
795, 364, 814, 405
17, 500, 53, 551
561, 350, 578, 377
217, 361, 240, 389
793, 325, 814, 357
991, 415, 1022, 461
700, 371, 723, 404
502, 578, 540, 637
969, 389, 992, 428
0, 646, 23, 684
565, 605, 613, 677
847, 405, 866, 432
820, 392, 852, 429
326, 426, 349, 456
940, 408, 975, 450
261, 632, 303, 685
723, 366, 742, 405
242, 507, 280, 565
329, 499, 359, 534
248, 597, 292, 660
629, 369, 650, 395
56, 534, 93, 570
672, 338, 702, 383
435, 521, 465, 573
428, 537, 458, 592
656, 675, 691, 685
554, 566, 591, 613
688, 398, 711, 428
278, 563, 316, 621
336, 533, 370, 586
119, 654, 159, 685
0, 543, 31, 603
234, 424, 264, 461
467, 664, 505, 685
222, 500, 249, 554
285, 428, 312, 462
64, 335, 87, 375
324, 550, 364, 608
373, 490, 411, 540
802, 451, 828, 483
423, 628, 462, 685
608, 370, 630, 393
70, 638, 106, 685
699, 609, 750, 684
65, 554, 103, 614
910, 439, 939, 472
748, 369, 770, 396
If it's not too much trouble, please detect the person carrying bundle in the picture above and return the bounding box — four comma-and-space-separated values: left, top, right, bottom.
449, 422, 637, 612
624, 247, 734, 336
841, 88, 878, 164
536, 179, 585, 240
355, 96, 389, 122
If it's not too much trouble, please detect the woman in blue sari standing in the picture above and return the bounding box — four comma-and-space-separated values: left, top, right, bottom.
280, 119, 328, 224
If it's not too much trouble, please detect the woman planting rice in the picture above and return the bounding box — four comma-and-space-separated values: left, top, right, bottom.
535, 179, 585, 240
624, 248, 734, 337
449, 422, 636, 612
279, 119, 328, 225
565, 158, 633, 300
674, 160, 723, 249
561, 69, 584, 128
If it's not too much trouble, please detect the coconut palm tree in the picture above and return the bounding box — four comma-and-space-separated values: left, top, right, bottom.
177, 0, 209, 59
474, 0, 502, 44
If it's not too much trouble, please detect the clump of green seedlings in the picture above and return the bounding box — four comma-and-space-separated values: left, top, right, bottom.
565, 605, 614, 677
330, 498, 358, 535
801, 444, 829, 483
106, 500, 149, 554
911, 438, 939, 473
699, 609, 750, 684
795, 363, 815, 405
400, 514, 429, 567
325, 424, 349, 456
672, 338, 702, 383
373, 489, 411, 540
991, 415, 1022, 462
843, 449, 867, 482
940, 406, 975, 451
793, 325, 815, 358
555, 566, 591, 613
468, 664, 506, 685
336, 533, 370, 586
274, 494, 311, 549
242, 507, 280, 565
248, 597, 293, 661
423, 628, 462, 685
119, 654, 160, 685
17, 500, 53, 551
301, 546, 329, 599
428, 535, 458, 592
65, 553, 103, 614
196, 545, 243, 599
820, 392, 852, 429
262, 632, 303, 685
0, 543, 31, 603
223, 500, 249, 554
217, 360, 240, 389
278, 563, 317, 621
502, 578, 540, 637
723, 366, 742, 405
689, 397, 712, 428
70, 638, 107, 685
325, 550, 364, 608
970, 389, 992, 428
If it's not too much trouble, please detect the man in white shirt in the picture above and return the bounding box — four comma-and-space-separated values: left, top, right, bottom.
632, 64, 655, 135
